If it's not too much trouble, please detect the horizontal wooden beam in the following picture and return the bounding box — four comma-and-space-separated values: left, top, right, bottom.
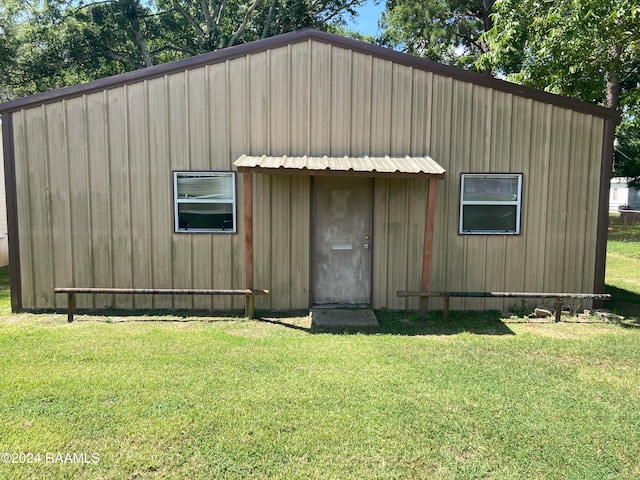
55, 288, 269, 295
398, 290, 611, 322
398, 291, 611, 299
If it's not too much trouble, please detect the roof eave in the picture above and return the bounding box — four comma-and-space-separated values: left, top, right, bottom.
235, 166, 446, 180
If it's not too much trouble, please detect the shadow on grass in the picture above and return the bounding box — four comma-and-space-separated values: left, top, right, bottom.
605, 284, 640, 324
259, 309, 516, 336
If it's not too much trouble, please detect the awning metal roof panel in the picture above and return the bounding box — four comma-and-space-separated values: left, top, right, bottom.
234, 155, 446, 177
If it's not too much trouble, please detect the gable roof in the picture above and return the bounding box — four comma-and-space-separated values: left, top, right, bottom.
0, 29, 618, 120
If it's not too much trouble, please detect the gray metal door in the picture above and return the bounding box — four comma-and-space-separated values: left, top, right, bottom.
312, 177, 372, 305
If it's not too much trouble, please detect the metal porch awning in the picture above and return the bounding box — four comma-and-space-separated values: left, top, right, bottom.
234, 154, 446, 178
236, 154, 445, 313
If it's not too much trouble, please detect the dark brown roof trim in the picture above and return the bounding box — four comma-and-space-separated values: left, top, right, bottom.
0, 29, 619, 120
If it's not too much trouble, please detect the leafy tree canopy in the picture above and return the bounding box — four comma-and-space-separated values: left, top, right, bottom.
481, 0, 639, 108
0, 0, 367, 101
481, 0, 640, 186
378, 0, 496, 71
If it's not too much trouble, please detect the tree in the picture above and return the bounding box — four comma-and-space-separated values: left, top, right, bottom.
481, 0, 640, 182
615, 109, 640, 188
481, 0, 639, 110
154, 0, 366, 57
0, 0, 367, 100
378, 0, 496, 71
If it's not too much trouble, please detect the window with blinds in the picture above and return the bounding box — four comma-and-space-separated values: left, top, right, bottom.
173, 172, 236, 233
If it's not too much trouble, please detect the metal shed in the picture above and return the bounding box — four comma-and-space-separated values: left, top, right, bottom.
0, 29, 618, 313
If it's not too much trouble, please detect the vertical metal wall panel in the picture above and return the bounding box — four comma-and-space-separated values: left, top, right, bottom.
437, 80, 471, 310
227, 57, 250, 308
44, 102, 73, 309
410, 70, 432, 156
18, 109, 52, 308
85, 92, 113, 308
429, 75, 453, 310
270, 175, 292, 308
483, 91, 513, 310
206, 63, 234, 310
563, 112, 590, 293
463, 85, 493, 309
310, 42, 332, 154
390, 64, 413, 156
404, 179, 428, 310
254, 173, 272, 309
127, 83, 153, 309
66, 97, 94, 309
249, 52, 269, 155
369, 58, 392, 155
107, 87, 134, 308
290, 42, 311, 156
167, 72, 193, 309
147, 77, 173, 309
523, 102, 552, 293
350, 52, 372, 155
186, 68, 213, 310
386, 179, 410, 309
290, 175, 311, 308
504, 96, 532, 298
208, 63, 234, 309
13, 113, 33, 308
583, 118, 604, 297
270, 47, 291, 155
331, 47, 352, 155
371, 178, 390, 309
544, 107, 573, 292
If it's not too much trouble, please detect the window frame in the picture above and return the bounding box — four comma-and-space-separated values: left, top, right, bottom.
173, 171, 237, 234
459, 173, 523, 235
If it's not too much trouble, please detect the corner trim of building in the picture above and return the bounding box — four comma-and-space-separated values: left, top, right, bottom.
2, 113, 22, 311
593, 116, 617, 303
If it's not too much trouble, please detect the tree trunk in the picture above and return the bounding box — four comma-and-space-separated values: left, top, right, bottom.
124, 0, 153, 67
604, 44, 621, 110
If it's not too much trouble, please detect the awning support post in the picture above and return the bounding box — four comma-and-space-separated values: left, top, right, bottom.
420, 177, 438, 312
243, 171, 254, 318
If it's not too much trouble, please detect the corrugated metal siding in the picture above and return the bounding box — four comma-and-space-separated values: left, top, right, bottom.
12, 39, 604, 311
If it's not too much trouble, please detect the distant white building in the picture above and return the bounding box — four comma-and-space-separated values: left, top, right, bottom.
610, 177, 640, 212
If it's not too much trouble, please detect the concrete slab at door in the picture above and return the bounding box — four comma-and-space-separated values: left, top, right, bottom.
313, 177, 372, 305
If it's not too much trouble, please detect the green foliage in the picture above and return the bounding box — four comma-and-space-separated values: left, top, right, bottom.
0, 0, 367, 101
481, 0, 639, 108
482, 0, 640, 182
615, 107, 640, 188
378, 0, 495, 71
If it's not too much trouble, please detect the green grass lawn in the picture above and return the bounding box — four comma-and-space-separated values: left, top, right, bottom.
607, 214, 640, 319
0, 217, 638, 479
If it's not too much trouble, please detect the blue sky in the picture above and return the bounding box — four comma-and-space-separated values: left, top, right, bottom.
347, 0, 385, 36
